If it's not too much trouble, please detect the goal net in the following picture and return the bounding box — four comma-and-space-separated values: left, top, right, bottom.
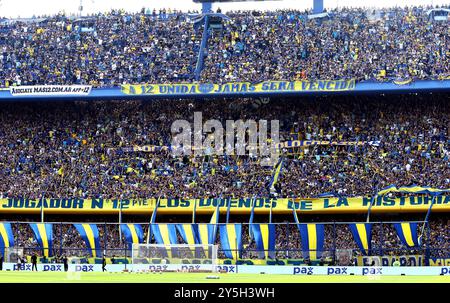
131, 244, 219, 273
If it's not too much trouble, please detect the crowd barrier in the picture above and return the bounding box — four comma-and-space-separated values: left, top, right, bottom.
11, 253, 450, 267
3, 263, 450, 276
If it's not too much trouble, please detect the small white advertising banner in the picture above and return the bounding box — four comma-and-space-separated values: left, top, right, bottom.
9, 85, 92, 96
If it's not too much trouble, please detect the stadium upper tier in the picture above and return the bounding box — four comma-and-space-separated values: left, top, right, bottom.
0, 94, 448, 199
0, 6, 449, 87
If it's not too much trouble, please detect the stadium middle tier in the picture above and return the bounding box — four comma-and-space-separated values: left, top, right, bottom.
0, 6, 449, 87
0, 94, 448, 199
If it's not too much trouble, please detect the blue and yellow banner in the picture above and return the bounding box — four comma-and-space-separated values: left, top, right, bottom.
73, 224, 102, 258
120, 224, 144, 249
151, 224, 179, 258
393, 223, 420, 248
176, 224, 207, 258
392, 78, 413, 85
151, 224, 178, 246
29, 223, 53, 257
121, 80, 356, 96
297, 224, 325, 260
120, 140, 380, 154
146, 198, 160, 243
210, 203, 220, 224
219, 224, 243, 260
349, 223, 372, 255
377, 185, 450, 196
250, 224, 276, 259
208, 202, 220, 243
197, 224, 217, 245
176, 224, 198, 245
1, 195, 449, 214
0, 222, 14, 257
269, 159, 284, 190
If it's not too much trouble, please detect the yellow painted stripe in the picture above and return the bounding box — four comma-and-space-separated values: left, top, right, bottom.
356, 223, 368, 250
260, 224, 269, 258
82, 224, 97, 258
307, 224, 317, 260
0, 223, 10, 247
37, 223, 49, 257
226, 225, 237, 260
401, 223, 415, 247
128, 224, 139, 244
181, 224, 197, 256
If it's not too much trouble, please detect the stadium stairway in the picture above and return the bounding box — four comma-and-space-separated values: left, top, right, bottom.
194, 15, 211, 81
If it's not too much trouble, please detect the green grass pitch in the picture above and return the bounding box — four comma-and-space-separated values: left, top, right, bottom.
0, 272, 448, 283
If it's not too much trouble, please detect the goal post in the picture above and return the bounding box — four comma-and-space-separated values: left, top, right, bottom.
131, 243, 219, 273
4, 247, 23, 263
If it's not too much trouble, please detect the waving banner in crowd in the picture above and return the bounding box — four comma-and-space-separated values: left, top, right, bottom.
1, 195, 448, 214
0, 222, 14, 257
121, 80, 356, 96
9, 85, 92, 96
377, 185, 450, 196
393, 223, 420, 248
29, 223, 53, 257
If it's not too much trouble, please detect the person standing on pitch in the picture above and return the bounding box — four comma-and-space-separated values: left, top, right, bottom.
63, 255, 68, 272
102, 256, 107, 272
31, 253, 38, 271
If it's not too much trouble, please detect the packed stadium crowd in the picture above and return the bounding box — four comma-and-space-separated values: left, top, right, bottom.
202, 6, 450, 83
0, 94, 448, 199
0, 5, 449, 266
0, 9, 202, 88
0, 5, 449, 87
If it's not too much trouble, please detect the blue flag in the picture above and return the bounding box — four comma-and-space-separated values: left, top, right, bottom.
29, 223, 53, 257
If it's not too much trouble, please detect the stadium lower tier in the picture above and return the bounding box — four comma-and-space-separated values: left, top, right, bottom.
1, 214, 448, 266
